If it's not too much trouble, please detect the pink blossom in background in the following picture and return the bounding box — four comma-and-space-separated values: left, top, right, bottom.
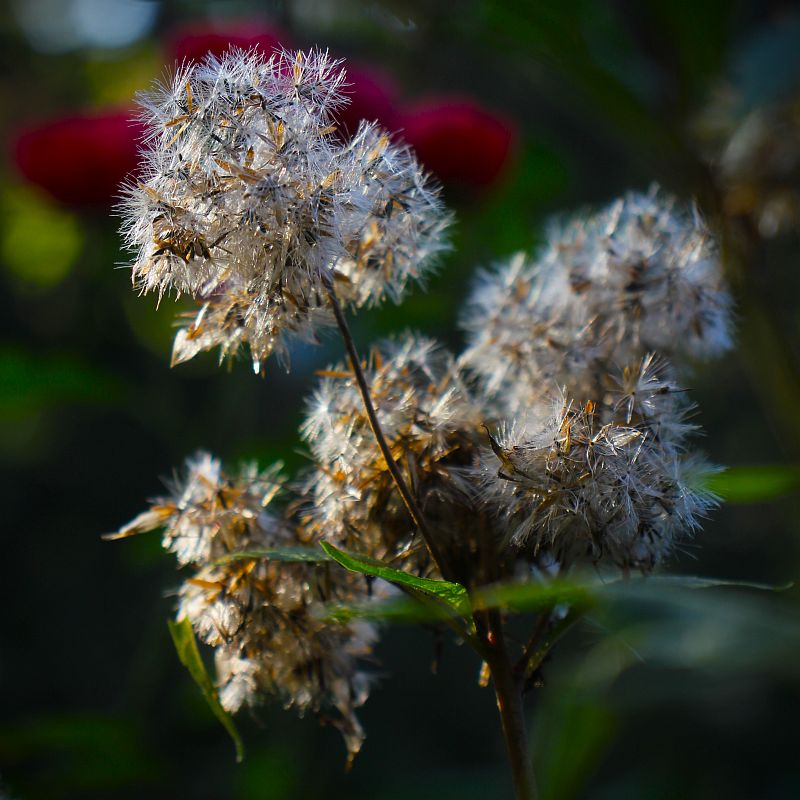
336, 66, 399, 137
398, 98, 516, 191
166, 20, 287, 64
11, 110, 144, 207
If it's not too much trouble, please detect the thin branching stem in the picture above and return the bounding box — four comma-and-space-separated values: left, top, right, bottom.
519, 607, 586, 685
323, 275, 449, 579
515, 609, 553, 678
485, 609, 537, 800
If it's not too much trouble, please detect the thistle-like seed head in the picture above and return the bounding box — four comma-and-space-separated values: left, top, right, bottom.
479, 359, 719, 572
112, 451, 377, 760
300, 334, 483, 578
119, 48, 450, 372
461, 188, 733, 411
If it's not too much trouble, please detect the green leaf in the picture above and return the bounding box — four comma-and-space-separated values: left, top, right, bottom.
472, 578, 597, 614
214, 547, 331, 565
585, 582, 800, 677
473, 573, 789, 616
637, 575, 793, 592
167, 618, 244, 763
323, 568, 790, 627
705, 464, 800, 503
326, 595, 439, 625
0, 345, 122, 420
319, 541, 472, 616
1, 184, 82, 287
535, 695, 617, 800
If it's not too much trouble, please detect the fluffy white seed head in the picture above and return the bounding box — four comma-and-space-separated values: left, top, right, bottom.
461, 188, 733, 410
300, 333, 482, 577
479, 361, 718, 572
111, 451, 377, 760
111, 452, 283, 565
119, 48, 450, 372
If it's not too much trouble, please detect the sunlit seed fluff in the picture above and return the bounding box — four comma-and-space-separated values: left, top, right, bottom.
607, 353, 698, 445
111, 451, 284, 565
480, 367, 718, 572
112, 451, 377, 760
460, 188, 733, 407
119, 48, 449, 372
299, 334, 482, 576
178, 516, 377, 761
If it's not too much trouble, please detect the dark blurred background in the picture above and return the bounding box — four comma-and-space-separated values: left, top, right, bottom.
2, 1, 800, 798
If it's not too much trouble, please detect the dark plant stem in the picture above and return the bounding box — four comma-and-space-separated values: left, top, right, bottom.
323, 277, 449, 578
515, 610, 552, 677
485, 610, 537, 800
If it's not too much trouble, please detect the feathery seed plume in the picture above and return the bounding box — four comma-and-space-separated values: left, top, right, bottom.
111, 452, 377, 760
300, 334, 482, 580
479, 358, 718, 572
119, 48, 450, 372
461, 188, 733, 410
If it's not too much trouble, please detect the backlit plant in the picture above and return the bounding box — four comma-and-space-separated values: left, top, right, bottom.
108, 48, 735, 799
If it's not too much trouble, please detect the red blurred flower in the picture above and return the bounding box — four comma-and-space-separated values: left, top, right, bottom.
398, 98, 516, 191
11, 110, 144, 207
166, 20, 287, 64
336, 66, 399, 137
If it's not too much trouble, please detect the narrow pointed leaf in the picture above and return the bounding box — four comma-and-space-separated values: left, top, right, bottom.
472, 578, 597, 614
167, 617, 244, 762
326, 595, 439, 625
636, 575, 793, 592
476, 574, 790, 615
214, 546, 331, 565
324, 570, 790, 626
319, 541, 471, 615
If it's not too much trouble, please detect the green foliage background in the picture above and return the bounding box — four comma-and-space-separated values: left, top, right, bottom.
1, 1, 799, 798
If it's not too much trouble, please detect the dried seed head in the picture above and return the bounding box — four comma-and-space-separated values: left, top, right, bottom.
461, 188, 733, 410
112, 451, 377, 760
119, 48, 450, 372
479, 360, 718, 572
111, 452, 284, 565
299, 334, 482, 578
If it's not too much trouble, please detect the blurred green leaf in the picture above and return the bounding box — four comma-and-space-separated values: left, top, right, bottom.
0, 713, 158, 793
0, 344, 122, 419
1, 184, 82, 287
325, 573, 788, 626
535, 695, 616, 800
123, 292, 196, 359
83, 43, 161, 105
477, 574, 788, 615
472, 577, 596, 614
215, 547, 331, 565
167, 617, 244, 763
481, 1, 678, 151
320, 541, 472, 616
326, 594, 438, 625
235, 744, 300, 800
645, 0, 733, 88
706, 465, 800, 503
463, 139, 572, 258
638, 575, 793, 591
584, 583, 800, 679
